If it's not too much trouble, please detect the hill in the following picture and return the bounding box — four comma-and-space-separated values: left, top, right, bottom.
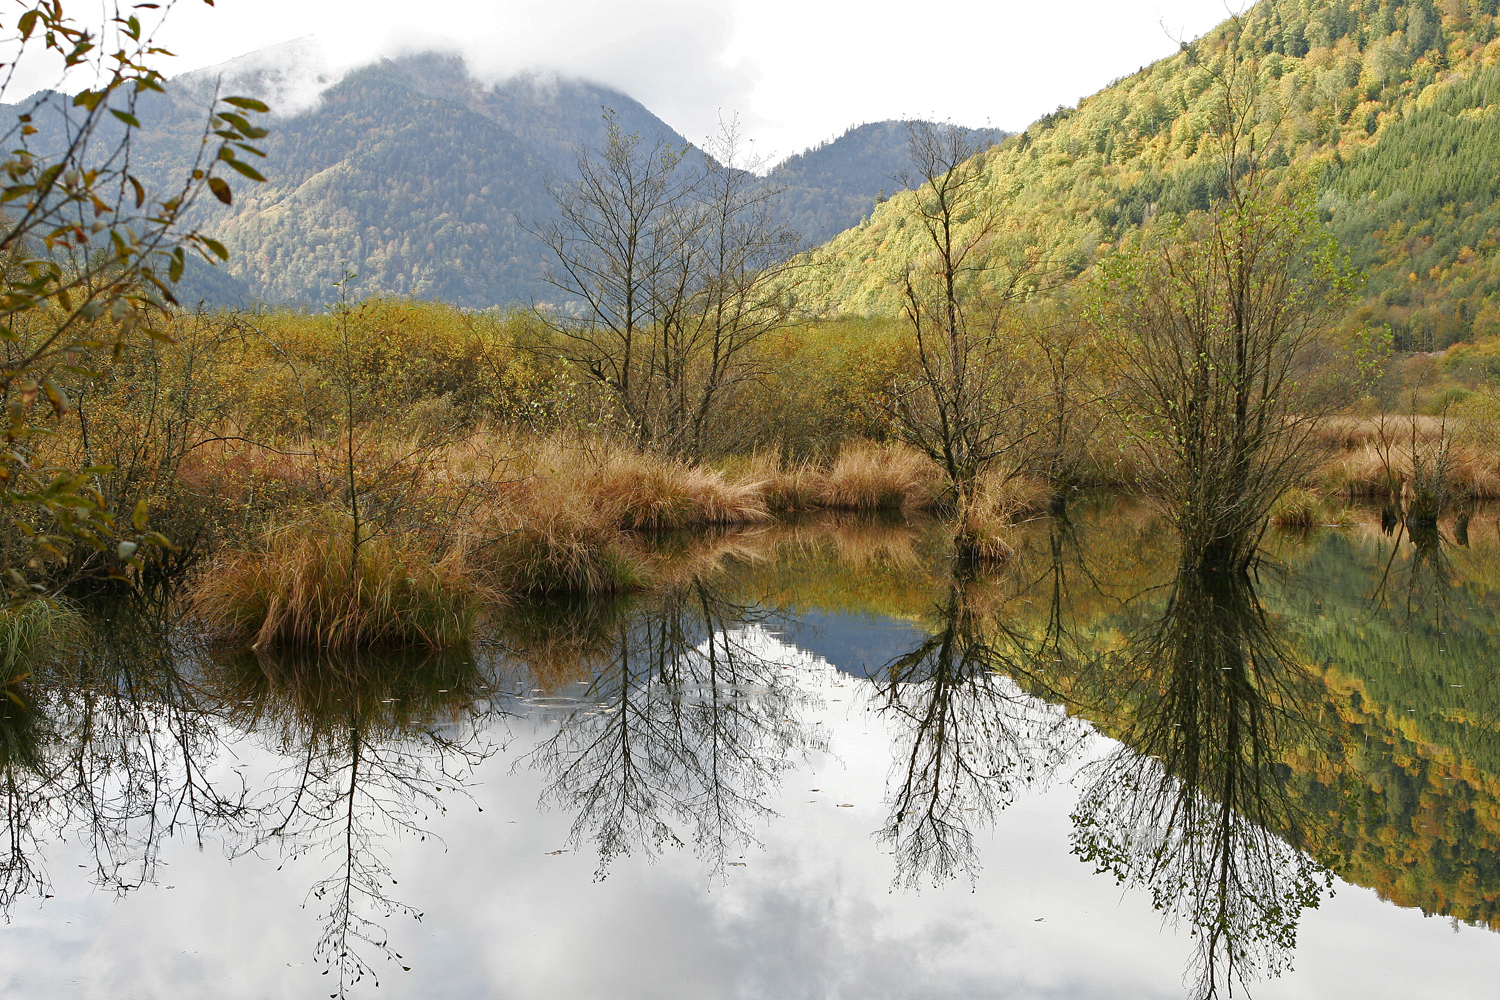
176, 51, 688, 307
802, 0, 1500, 355
766, 121, 1009, 244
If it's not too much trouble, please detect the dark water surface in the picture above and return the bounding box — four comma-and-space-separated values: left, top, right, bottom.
2, 509, 1499, 999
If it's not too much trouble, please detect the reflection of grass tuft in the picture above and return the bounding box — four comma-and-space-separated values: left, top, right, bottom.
201, 644, 489, 737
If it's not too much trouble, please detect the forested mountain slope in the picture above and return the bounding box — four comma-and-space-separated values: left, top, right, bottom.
766, 121, 1008, 243
804, 0, 1500, 352
3, 49, 691, 307
182, 53, 686, 306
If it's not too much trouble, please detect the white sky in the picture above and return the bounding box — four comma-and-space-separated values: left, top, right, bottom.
11, 0, 1238, 164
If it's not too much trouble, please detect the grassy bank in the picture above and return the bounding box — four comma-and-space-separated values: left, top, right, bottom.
182, 431, 1049, 650
20, 298, 1500, 653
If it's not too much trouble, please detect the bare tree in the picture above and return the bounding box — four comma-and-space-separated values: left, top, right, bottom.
1094, 34, 1357, 571
665, 118, 800, 457
531, 114, 798, 458
880, 123, 1042, 556
530, 112, 695, 451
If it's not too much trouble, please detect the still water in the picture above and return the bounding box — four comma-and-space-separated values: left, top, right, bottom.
2, 509, 1499, 999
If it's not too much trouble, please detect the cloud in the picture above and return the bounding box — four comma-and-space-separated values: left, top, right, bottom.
13, 0, 1236, 169
438, 0, 760, 148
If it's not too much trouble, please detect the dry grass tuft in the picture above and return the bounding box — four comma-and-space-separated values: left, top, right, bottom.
1269, 487, 1322, 530
733, 441, 947, 512
192, 508, 489, 651
817, 441, 945, 510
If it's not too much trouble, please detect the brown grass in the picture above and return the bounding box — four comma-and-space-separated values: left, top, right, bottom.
734, 440, 947, 512
1314, 417, 1500, 503
192, 508, 490, 650
1269, 487, 1322, 529
186, 432, 1049, 648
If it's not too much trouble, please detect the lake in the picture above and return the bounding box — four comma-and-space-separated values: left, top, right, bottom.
1, 506, 1498, 999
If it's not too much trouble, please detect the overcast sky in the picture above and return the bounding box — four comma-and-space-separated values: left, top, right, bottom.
15, 0, 1237, 164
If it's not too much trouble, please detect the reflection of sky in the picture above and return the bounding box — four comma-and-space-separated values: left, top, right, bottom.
773, 612, 928, 679
0, 626, 1496, 999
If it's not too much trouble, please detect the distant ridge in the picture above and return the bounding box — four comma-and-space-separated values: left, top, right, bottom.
767, 121, 1009, 244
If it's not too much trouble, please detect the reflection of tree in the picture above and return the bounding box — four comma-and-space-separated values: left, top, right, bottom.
515, 579, 821, 878
1072, 567, 1328, 1000
1370, 518, 1459, 642
0, 594, 248, 915
874, 566, 1085, 886
209, 648, 498, 998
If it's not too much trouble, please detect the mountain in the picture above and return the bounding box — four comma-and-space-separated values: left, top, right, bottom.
3, 45, 692, 308
175, 50, 690, 307
801, 0, 1500, 355
766, 121, 1008, 244
3, 39, 1004, 309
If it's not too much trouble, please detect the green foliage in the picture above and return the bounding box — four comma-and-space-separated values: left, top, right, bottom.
0, 598, 84, 674
802, 0, 1500, 359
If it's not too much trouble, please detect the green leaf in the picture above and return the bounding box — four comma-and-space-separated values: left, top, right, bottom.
223, 96, 270, 113
201, 237, 229, 261
207, 176, 232, 204
223, 158, 266, 183
218, 111, 254, 134
132, 500, 149, 531
110, 109, 141, 128
18, 11, 38, 39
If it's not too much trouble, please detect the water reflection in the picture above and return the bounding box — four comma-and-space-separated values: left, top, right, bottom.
1072, 565, 1329, 1000
204, 647, 500, 995
872, 564, 1085, 887
511, 578, 823, 878
5, 512, 1500, 999
0, 594, 248, 914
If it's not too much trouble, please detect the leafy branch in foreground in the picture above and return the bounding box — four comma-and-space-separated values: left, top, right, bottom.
0, 0, 268, 599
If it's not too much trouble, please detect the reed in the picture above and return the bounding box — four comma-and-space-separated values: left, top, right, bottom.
731, 440, 946, 513
0, 598, 86, 672
1268, 487, 1322, 530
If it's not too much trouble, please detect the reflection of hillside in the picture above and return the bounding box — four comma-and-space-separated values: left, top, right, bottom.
1007, 515, 1500, 935
724, 508, 1500, 936
1262, 523, 1500, 929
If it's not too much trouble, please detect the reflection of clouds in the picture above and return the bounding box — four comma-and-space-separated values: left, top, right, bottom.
3, 681, 1500, 999
520, 602, 826, 879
